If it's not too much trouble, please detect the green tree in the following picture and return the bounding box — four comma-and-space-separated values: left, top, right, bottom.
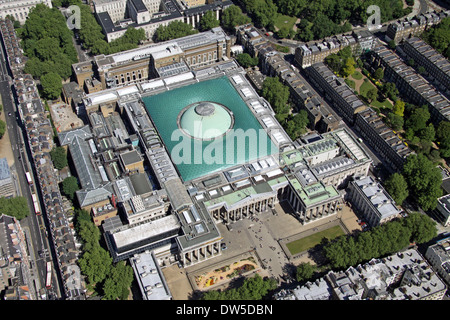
325, 54, 342, 73
276, 26, 290, 39
102, 261, 134, 300
417, 66, 426, 75
296, 262, 316, 282
235, 53, 258, 68
405, 106, 430, 134
78, 245, 113, 284
392, 100, 405, 117
275, 0, 307, 16
0, 120, 5, 139
199, 10, 220, 32
384, 173, 408, 205
220, 5, 251, 31
421, 18, 450, 58
202, 274, 276, 300
61, 176, 80, 201
418, 123, 435, 142
402, 154, 443, 211
153, 21, 198, 42
340, 57, 355, 77
404, 212, 437, 244
243, 0, 278, 29
20, 4, 78, 80
0, 197, 29, 220
40, 72, 63, 100
373, 67, 384, 80
380, 82, 398, 101
295, 19, 314, 42
366, 87, 377, 103
385, 112, 404, 131
261, 76, 290, 114
50, 146, 68, 170
77, 219, 101, 251
283, 111, 309, 140
436, 121, 450, 158
388, 40, 396, 50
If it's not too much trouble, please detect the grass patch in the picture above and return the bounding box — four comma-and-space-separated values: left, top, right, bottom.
275, 44, 290, 53
286, 225, 344, 255
371, 98, 393, 110
345, 78, 355, 89
359, 80, 376, 97
351, 70, 363, 80
275, 15, 297, 31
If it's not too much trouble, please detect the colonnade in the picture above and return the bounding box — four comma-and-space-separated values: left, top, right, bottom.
185, 9, 220, 28
209, 195, 277, 224
181, 240, 222, 267
287, 186, 341, 225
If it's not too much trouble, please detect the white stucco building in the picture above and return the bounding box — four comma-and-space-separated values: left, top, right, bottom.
0, 0, 52, 24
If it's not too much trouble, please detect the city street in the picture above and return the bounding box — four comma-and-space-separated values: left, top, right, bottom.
0, 35, 54, 299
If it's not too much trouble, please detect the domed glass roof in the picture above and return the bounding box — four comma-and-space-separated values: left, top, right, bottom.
178, 101, 234, 140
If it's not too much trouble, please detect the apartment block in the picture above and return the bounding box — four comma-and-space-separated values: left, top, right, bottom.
348, 175, 402, 227
306, 62, 367, 124
402, 37, 450, 98
425, 236, 450, 286
354, 108, 413, 172
0, 0, 52, 24
369, 45, 450, 125
386, 10, 450, 43
294, 29, 375, 69
275, 248, 447, 300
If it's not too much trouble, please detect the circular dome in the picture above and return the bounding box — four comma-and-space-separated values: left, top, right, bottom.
178, 101, 234, 140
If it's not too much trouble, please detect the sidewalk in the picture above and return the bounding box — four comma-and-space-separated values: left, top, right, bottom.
0, 95, 15, 168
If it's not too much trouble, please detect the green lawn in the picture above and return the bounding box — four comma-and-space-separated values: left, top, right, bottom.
275, 15, 297, 31
351, 70, 363, 80
371, 98, 393, 110
359, 80, 376, 97
286, 225, 344, 255
345, 78, 355, 89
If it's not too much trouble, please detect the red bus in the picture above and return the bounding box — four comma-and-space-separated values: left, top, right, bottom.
25, 171, 32, 184
46, 261, 52, 288
32, 194, 41, 215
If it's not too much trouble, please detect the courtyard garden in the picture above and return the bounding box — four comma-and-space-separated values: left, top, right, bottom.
194, 256, 259, 290
286, 225, 344, 256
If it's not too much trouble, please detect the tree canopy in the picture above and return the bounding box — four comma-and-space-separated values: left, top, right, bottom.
235, 53, 258, 68
323, 212, 436, 269
402, 154, 442, 211
40, 72, 63, 100
75, 209, 134, 299
421, 17, 450, 59
61, 176, 80, 201
261, 76, 290, 114
384, 172, 408, 206
0, 197, 29, 220
241, 0, 279, 29
271, 0, 411, 41
436, 121, 450, 158
201, 274, 277, 300
50, 146, 68, 170
199, 10, 220, 32
296, 262, 316, 282
153, 21, 198, 42
220, 5, 251, 31
0, 120, 5, 140
20, 4, 77, 80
